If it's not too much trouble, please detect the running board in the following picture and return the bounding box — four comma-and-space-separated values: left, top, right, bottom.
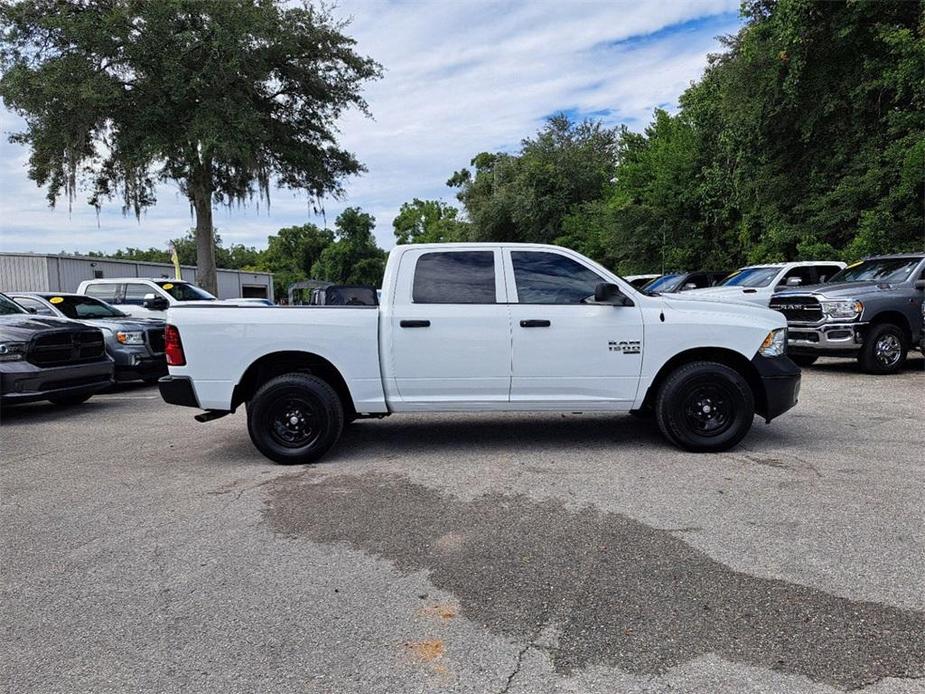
194, 410, 230, 423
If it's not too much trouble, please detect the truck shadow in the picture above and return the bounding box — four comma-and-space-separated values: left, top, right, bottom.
263, 472, 925, 690
808, 353, 924, 374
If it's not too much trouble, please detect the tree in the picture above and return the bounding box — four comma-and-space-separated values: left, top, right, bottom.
449, 116, 620, 245
312, 208, 386, 286
392, 198, 469, 244
255, 223, 333, 297
0, 0, 381, 294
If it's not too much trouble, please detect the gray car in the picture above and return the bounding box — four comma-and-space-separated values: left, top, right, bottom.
770, 253, 925, 374
9, 292, 168, 383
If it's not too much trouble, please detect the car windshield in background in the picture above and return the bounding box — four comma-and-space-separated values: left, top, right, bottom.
49, 296, 127, 319
643, 274, 680, 292
828, 258, 922, 284
154, 282, 215, 301
720, 267, 779, 287
0, 294, 27, 315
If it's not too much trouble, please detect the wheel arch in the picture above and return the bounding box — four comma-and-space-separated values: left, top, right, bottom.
231, 350, 355, 417
867, 310, 912, 343
641, 347, 767, 417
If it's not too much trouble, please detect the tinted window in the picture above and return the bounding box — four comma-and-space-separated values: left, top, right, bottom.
828, 258, 922, 284
155, 281, 215, 301
0, 294, 27, 315
123, 283, 153, 305
84, 283, 120, 302
413, 252, 496, 304
721, 267, 779, 287
778, 266, 815, 288
643, 274, 680, 292
45, 295, 127, 319
814, 265, 843, 283
512, 251, 604, 304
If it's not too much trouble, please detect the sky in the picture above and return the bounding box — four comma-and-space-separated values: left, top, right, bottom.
0, 0, 743, 255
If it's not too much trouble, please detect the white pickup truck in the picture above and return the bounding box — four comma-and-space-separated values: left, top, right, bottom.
158, 243, 801, 463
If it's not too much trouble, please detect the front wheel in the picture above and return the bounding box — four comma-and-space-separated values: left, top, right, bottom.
246, 373, 344, 464
858, 323, 907, 374
655, 361, 755, 452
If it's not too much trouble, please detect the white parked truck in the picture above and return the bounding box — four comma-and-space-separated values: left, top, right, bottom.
158, 243, 801, 463
678, 261, 846, 307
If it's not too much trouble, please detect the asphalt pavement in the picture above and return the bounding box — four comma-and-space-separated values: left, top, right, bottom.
2, 357, 924, 693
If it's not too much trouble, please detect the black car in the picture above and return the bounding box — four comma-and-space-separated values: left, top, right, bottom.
0, 293, 114, 406
643, 271, 730, 294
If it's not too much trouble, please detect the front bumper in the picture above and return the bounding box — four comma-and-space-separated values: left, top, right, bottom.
786, 321, 867, 357
109, 344, 167, 381
0, 358, 114, 405
751, 353, 801, 422
158, 375, 200, 408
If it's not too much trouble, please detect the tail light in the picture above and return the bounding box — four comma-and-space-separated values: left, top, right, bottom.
164, 324, 186, 366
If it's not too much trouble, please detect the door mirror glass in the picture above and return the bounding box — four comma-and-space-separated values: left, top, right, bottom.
594, 283, 634, 306
785, 276, 802, 286
682, 282, 698, 291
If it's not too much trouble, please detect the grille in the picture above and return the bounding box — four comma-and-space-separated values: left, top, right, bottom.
769, 296, 823, 323
28, 330, 106, 366
147, 328, 165, 353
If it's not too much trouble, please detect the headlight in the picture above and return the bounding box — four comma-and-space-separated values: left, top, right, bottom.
0, 341, 27, 361
821, 300, 863, 320
116, 331, 145, 345
759, 328, 787, 358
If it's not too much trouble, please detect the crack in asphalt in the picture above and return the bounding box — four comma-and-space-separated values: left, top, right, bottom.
262, 472, 925, 690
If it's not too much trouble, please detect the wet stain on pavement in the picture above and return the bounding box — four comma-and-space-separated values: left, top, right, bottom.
263, 473, 925, 690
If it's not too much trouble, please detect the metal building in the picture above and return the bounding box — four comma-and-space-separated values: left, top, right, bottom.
0, 252, 274, 301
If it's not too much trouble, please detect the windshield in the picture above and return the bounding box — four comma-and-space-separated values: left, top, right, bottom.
828, 258, 922, 284
0, 294, 27, 315
47, 295, 127, 319
720, 267, 780, 288
642, 274, 681, 293
154, 281, 215, 301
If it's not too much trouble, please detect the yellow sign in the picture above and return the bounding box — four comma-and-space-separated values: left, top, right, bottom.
162, 283, 174, 290
49, 296, 64, 304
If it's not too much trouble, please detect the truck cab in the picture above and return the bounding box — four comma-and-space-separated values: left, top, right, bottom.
682, 261, 846, 307
158, 243, 801, 464
76, 278, 216, 318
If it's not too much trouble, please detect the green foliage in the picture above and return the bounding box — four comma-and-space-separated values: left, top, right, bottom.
442, 1, 924, 273
392, 199, 469, 244
311, 208, 386, 286
0, 0, 381, 293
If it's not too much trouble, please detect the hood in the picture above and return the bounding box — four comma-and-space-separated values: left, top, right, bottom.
659, 293, 785, 329
78, 316, 165, 331
0, 315, 91, 341
773, 281, 897, 298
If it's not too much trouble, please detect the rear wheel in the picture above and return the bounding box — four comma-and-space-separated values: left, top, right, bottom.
858, 323, 907, 375
48, 393, 93, 407
790, 354, 818, 367
246, 373, 344, 464
655, 361, 755, 452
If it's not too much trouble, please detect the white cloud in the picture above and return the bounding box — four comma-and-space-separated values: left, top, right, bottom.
0, 0, 741, 254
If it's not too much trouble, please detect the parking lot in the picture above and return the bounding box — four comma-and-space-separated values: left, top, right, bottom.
2, 357, 924, 693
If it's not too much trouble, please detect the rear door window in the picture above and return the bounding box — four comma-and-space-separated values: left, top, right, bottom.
814, 265, 843, 283
779, 267, 815, 288
412, 251, 496, 304
84, 283, 121, 303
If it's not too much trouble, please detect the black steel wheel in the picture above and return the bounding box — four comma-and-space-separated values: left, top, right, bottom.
655, 361, 755, 452
858, 323, 907, 375
247, 373, 344, 464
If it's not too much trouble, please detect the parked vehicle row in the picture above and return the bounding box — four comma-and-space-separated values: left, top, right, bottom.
77, 277, 216, 318
0, 294, 114, 406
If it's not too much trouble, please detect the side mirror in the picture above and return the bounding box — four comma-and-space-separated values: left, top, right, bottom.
25, 306, 37, 314
914, 279, 925, 290
682, 282, 698, 291
594, 283, 634, 306
142, 293, 169, 310
785, 277, 802, 286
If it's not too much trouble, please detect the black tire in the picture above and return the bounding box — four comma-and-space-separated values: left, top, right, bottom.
789, 354, 818, 368
655, 361, 755, 453
858, 323, 908, 375
246, 373, 344, 464
48, 392, 93, 407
